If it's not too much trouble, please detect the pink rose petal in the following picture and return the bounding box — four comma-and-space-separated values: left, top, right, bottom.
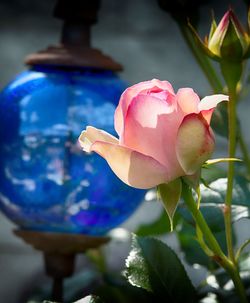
114, 79, 174, 136
79, 126, 118, 152
176, 88, 200, 114
91, 141, 169, 189
122, 94, 184, 181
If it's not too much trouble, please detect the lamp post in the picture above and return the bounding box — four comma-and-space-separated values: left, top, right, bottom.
0, 0, 145, 301
15, 229, 109, 302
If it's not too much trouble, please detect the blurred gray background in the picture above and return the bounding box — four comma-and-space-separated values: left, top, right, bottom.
0, 0, 249, 302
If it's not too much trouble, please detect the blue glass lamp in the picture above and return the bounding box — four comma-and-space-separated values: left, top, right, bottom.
0, 1, 145, 236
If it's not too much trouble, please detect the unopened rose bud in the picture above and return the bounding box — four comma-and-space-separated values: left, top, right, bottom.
190, 9, 250, 62
208, 10, 249, 61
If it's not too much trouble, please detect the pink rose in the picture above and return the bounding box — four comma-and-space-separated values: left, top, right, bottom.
79, 79, 228, 189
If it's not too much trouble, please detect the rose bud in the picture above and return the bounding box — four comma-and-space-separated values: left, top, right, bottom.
78, 79, 228, 190
190, 9, 250, 62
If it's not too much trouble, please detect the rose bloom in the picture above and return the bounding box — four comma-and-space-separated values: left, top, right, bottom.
79, 79, 228, 189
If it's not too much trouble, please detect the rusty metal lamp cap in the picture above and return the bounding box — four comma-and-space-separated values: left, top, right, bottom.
25, 45, 123, 71
25, 0, 123, 71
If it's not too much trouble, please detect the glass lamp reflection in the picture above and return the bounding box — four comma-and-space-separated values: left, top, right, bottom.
0, 66, 145, 235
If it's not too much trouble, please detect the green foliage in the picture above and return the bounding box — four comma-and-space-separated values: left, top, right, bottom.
180, 176, 250, 231
95, 273, 155, 303
74, 296, 103, 303
220, 21, 246, 62
201, 165, 227, 183
135, 209, 172, 236
90, 296, 103, 303
201, 176, 250, 220
211, 102, 229, 138
178, 176, 250, 259
126, 236, 152, 292
239, 252, 250, 273
125, 235, 197, 302
177, 221, 214, 268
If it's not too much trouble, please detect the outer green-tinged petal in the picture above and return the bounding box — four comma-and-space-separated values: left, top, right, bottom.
208, 16, 217, 42
208, 11, 230, 56
176, 113, 215, 175
220, 19, 245, 60
157, 178, 182, 231
188, 21, 220, 60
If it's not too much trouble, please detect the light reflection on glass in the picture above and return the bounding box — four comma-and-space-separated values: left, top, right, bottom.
0, 66, 145, 234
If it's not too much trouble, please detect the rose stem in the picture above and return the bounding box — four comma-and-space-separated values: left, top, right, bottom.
182, 181, 247, 303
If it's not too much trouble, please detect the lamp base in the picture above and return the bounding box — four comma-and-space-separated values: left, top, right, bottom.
14, 230, 110, 302
14, 229, 109, 254
25, 45, 123, 71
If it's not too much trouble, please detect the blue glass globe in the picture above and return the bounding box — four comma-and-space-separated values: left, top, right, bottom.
0, 66, 145, 235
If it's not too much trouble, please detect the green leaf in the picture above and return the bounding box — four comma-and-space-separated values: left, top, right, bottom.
200, 176, 250, 221
125, 236, 152, 292
177, 219, 229, 267
125, 235, 197, 302
201, 165, 227, 184
178, 177, 248, 259
239, 252, 250, 272
177, 221, 213, 268
179, 202, 234, 255
180, 176, 250, 230
211, 102, 228, 138
236, 239, 250, 260
90, 297, 103, 303
72, 295, 103, 303
204, 158, 242, 166
179, 203, 225, 232
95, 273, 155, 303
157, 179, 182, 231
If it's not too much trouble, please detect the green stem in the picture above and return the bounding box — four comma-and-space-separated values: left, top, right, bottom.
220, 61, 242, 263
182, 182, 227, 260
178, 23, 223, 93
238, 130, 250, 177
226, 264, 248, 303
182, 182, 247, 302
225, 86, 237, 263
